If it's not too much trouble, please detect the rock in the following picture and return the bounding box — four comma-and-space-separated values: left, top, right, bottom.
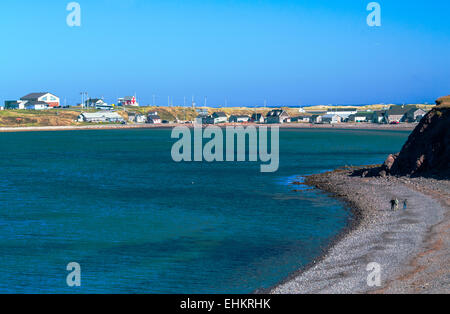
386, 96, 450, 178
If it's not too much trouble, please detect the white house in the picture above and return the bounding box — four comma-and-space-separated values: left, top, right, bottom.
85, 98, 113, 110
322, 114, 342, 124
20, 92, 60, 108
128, 113, 147, 123
310, 114, 323, 124
405, 108, 427, 122
211, 112, 228, 124
147, 114, 162, 124
251, 113, 265, 123
348, 112, 374, 123
326, 108, 358, 120
292, 116, 311, 123
372, 111, 387, 124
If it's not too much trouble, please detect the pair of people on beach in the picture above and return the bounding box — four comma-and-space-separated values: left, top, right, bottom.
390, 199, 407, 211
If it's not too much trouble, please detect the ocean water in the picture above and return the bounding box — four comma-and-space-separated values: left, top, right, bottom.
0, 128, 409, 293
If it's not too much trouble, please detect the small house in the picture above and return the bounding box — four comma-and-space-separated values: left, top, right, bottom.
4, 100, 26, 110
404, 108, 426, 122
128, 113, 147, 124
372, 111, 387, 124
85, 98, 113, 111
251, 113, 265, 123
326, 108, 358, 120
147, 114, 162, 124
310, 115, 323, 124
211, 112, 228, 124
348, 112, 374, 123
322, 114, 342, 124
229, 115, 250, 123
385, 106, 410, 123
292, 116, 311, 123
266, 110, 291, 124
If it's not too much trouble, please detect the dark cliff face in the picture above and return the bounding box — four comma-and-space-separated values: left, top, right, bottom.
376, 97, 449, 178
387, 106, 449, 178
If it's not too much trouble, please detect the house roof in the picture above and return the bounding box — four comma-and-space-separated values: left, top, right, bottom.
406, 108, 426, 114
267, 110, 289, 117
87, 98, 103, 103
353, 112, 374, 117
322, 114, 341, 118
387, 106, 413, 115
148, 115, 161, 120
21, 92, 50, 100
81, 112, 122, 119
373, 111, 386, 117
212, 112, 227, 118
251, 113, 264, 119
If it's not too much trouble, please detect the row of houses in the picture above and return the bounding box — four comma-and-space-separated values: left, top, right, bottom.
197, 110, 292, 125
78, 111, 164, 124
3, 92, 140, 110
197, 105, 428, 126
294, 106, 428, 124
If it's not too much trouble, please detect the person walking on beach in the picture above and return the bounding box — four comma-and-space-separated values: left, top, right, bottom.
394, 198, 399, 211
403, 199, 408, 211
390, 199, 396, 211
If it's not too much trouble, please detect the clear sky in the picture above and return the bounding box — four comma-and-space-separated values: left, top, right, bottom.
0, 0, 449, 106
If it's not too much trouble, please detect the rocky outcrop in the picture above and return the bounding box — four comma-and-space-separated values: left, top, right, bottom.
356, 96, 450, 179
380, 97, 450, 178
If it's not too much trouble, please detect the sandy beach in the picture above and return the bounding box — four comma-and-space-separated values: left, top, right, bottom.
0, 122, 418, 133
271, 169, 449, 294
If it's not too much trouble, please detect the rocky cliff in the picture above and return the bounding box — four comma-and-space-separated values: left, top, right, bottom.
362, 96, 450, 179
383, 96, 449, 178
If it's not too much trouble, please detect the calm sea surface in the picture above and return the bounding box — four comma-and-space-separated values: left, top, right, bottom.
0, 128, 409, 293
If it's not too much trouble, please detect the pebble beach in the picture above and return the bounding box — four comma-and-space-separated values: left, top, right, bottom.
272, 169, 449, 294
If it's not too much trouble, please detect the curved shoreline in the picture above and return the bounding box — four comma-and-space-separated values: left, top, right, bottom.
271, 169, 449, 294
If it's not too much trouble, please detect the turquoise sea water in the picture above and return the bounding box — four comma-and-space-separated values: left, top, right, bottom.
0, 128, 409, 293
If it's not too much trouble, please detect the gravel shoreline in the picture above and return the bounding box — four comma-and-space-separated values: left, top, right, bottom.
271, 169, 449, 294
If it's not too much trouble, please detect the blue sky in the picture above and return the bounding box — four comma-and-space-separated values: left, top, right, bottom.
0, 0, 449, 106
